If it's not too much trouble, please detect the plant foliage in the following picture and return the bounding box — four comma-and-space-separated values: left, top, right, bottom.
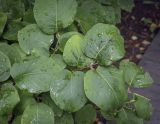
0, 0, 153, 124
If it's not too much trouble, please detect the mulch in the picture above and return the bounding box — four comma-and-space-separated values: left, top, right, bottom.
119, 0, 160, 64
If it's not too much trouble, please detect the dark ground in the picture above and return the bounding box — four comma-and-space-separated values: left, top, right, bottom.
120, 0, 160, 63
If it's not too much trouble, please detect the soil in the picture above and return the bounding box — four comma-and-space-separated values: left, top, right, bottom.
119, 0, 160, 64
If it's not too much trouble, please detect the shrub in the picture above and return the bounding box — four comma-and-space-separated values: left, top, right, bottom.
0, 0, 153, 124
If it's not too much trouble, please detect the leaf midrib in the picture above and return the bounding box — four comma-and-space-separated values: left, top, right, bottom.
97, 70, 120, 105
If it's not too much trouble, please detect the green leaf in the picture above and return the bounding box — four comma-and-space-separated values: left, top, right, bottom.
11, 43, 26, 60
83, 23, 125, 66
63, 34, 93, 67
3, 20, 26, 41
96, 0, 113, 5
0, 0, 25, 19
97, 0, 119, 5
65, 23, 78, 32
103, 6, 118, 24
76, 0, 104, 33
14, 92, 36, 115
0, 11, 7, 36
55, 113, 74, 124
0, 51, 11, 82
0, 43, 22, 64
134, 93, 153, 120
18, 24, 53, 56
21, 103, 54, 124
84, 66, 127, 112
41, 93, 63, 117
75, 104, 96, 124
0, 116, 8, 124
50, 54, 66, 71
33, 0, 77, 34
76, 0, 119, 33
117, 0, 135, 12
101, 110, 116, 120
120, 60, 153, 88
0, 83, 20, 116
23, 9, 35, 24
114, 6, 121, 24
11, 44, 38, 61
11, 56, 64, 93
50, 71, 87, 112
12, 115, 22, 124
22, 0, 35, 10
58, 32, 79, 52
97, 1, 122, 24
116, 108, 143, 124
